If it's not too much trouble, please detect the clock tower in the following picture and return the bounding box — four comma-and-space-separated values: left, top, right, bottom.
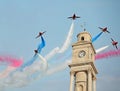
69, 31, 98, 91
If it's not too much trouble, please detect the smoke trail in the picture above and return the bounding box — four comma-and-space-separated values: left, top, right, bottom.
0, 66, 16, 79
23, 60, 45, 75
4, 59, 70, 88
0, 56, 23, 67
0, 22, 74, 89
0, 53, 48, 88
44, 46, 109, 76
58, 21, 74, 53
28, 21, 74, 79
96, 45, 109, 53
32, 22, 74, 80
37, 53, 48, 71
37, 36, 46, 53
92, 32, 103, 42
28, 54, 49, 81
46, 45, 109, 75
2, 71, 30, 87
44, 47, 60, 61
46, 59, 71, 75
95, 48, 120, 60
0, 46, 109, 89
56, 45, 109, 63
0, 37, 46, 87
20, 55, 38, 71
40, 45, 109, 76
44, 22, 74, 62
36, 46, 109, 79
20, 36, 46, 70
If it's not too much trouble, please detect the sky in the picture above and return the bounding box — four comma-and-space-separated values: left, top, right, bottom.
0, 0, 120, 91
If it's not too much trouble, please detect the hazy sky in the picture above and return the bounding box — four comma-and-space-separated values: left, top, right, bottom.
0, 0, 120, 91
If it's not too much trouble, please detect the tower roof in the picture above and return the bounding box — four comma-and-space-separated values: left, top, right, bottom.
77, 30, 92, 42
77, 30, 92, 38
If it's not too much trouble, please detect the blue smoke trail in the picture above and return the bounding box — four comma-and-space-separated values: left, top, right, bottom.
20, 36, 46, 70
37, 36, 45, 53
92, 32, 103, 42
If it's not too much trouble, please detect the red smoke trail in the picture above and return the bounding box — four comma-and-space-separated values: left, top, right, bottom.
0, 55, 23, 67
95, 49, 120, 60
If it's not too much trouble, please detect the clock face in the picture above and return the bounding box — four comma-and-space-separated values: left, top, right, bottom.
78, 50, 86, 58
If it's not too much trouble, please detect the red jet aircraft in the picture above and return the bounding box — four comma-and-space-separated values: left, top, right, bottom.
98, 27, 110, 33
111, 38, 118, 49
68, 14, 80, 20
36, 31, 46, 38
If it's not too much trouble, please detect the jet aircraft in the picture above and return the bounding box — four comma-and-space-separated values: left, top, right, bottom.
111, 38, 118, 49
36, 31, 46, 38
98, 27, 110, 33
68, 14, 80, 20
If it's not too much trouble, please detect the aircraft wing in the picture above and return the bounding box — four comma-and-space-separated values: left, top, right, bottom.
36, 35, 40, 38
111, 38, 114, 42
107, 31, 110, 33
98, 27, 103, 30
76, 16, 80, 18
68, 17, 72, 18
115, 45, 118, 49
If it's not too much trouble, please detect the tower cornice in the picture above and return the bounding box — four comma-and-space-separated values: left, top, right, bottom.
72, 41, 96, 54
68, 61, 98, 74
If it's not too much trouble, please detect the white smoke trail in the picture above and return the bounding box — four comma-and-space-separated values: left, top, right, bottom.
34, 59, 71, 81
0, 44, 108, 89
33, 46, 109, 75
36, 22, 74, 77
58, 21, 74, 53
44, 22, 74, 61
44, 47, 60, 61
33, 22, 74, 80
0, 66, 16, 79
46, 59, 71, 75
2, 45, 108, 88
16, 45, 109, 86
0, 71, 29, 90
43, 45, 109, 76
30, 21, 74, 80
1, 47, 109, 91
37, 53, 48, 71
23, 53, 48, 75
1, 53, 48, 88
96, 45, 109, 53
0, 22, 74, 89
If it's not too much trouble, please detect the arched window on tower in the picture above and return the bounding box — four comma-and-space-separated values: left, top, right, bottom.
81, 36, 84, 41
